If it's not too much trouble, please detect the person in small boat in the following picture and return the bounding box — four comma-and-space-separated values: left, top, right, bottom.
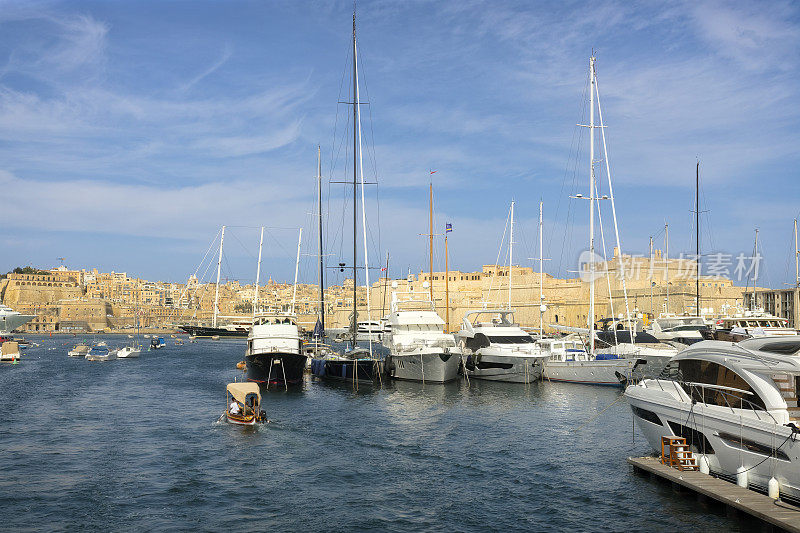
229, 399, 241, 415
244, 396, 255, 416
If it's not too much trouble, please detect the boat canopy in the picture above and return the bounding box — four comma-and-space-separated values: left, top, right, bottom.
1, 341, 19, 355
226, 382, 261, 404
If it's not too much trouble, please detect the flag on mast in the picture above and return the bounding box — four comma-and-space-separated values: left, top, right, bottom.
445, 222, 452, 233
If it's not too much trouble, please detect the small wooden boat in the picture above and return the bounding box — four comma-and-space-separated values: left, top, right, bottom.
68, 344, 90, 357
1, 341, 20, 362
225, 382, 265, 425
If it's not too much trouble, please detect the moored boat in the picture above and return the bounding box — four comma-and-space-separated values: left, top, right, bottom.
245, 313, 307, 387
625, 336, 800, 500
1, 341, 21, 362
68, 344, 90, 357
383, 285, 462, 383
85, 345, 117, 361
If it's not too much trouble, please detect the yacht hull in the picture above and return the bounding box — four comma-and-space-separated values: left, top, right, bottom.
544, 359, 634, 386
178, 325, 248, 337
385, 352, 461, 383
626, 385, 800, 500
246, 352, 308, 385
465, 354, 544, 383
310, 357, 384, 385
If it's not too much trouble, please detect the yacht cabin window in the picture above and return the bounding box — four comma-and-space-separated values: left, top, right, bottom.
659, 359, 765, 410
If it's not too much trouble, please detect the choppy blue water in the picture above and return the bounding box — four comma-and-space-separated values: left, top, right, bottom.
1, 335, 754, 531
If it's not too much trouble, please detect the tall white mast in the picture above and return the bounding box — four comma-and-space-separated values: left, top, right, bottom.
588, 55, 596, 356
593, 70, 633, 340
539, 200, 544, 339
665, 223, 669, 314
354, 26, 373, 357
291, 228, 302, 314
649, 235, 654, 316
795, 218, 798, 288
751, 229, 759, 310
253, 226, 264, 318
317, 145, 325, 332
508, 200, 514, 310
212, 225, 225, 328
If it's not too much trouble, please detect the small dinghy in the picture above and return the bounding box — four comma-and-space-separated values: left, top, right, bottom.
225, 382, 266, 426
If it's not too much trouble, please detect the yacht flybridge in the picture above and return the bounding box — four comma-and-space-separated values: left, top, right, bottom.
458, 309, 548, 383
383, 285, 461, 383
626, 336, 800, 500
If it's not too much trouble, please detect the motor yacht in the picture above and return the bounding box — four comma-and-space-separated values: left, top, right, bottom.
85, 345, 117, 361
702, 311, 798, 342
625, 336, 800, 500
245, 312, 306, 386
457, 309, 548, 383
647, 315, 707, 347
383, 287, 461, 383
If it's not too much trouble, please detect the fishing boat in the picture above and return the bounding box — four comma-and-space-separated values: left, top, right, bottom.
225, 382, 266, 425
85, 344, 117, 361
68, 344, 90, 357
311, 11, 384, 387
626, 336, 800, 500
383, 285, 462, 383
149, 337, 165, 350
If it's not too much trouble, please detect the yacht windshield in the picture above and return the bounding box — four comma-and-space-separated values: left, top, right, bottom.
487, 335, 534, 344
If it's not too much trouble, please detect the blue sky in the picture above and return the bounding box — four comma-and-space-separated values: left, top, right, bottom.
1, 0, 798, 290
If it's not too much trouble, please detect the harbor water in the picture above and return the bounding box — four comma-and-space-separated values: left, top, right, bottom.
1, 336, 756, 531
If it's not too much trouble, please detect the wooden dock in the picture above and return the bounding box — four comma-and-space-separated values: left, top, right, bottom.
628, 456, 800, 532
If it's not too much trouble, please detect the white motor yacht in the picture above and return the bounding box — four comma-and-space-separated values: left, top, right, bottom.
457, 309, 548, 383
85, 345, 117, 361
625, 336, 800, 500
383, 287, 461, 383
245, 312, 306, 386
647, 315, 707, 347
705, 311, 798, 342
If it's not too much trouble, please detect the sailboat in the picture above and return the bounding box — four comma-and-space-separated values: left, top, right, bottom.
310, 11, 384, 387
542, 54, 638, 386
119, 289, 143, 358
177, 226, 251, 338
457, 202, 549, 383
